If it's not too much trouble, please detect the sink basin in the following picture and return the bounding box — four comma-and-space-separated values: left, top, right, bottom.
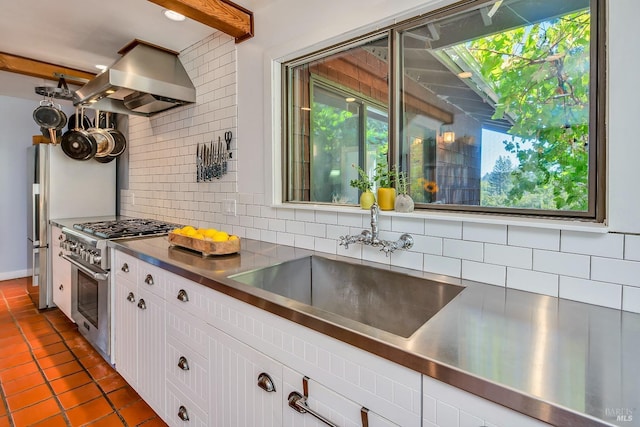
229, 255, 464, 338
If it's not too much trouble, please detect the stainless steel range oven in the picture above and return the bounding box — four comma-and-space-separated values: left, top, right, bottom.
61, 219, 180, 362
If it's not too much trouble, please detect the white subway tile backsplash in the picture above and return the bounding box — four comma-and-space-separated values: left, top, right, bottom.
410, 235, 443, 256
559, 276, 622, 309
508, 226, 560, 251
485, 244, 532, 269
424, 255, 461, 278
391, 216, 425, 234
533, 249, 590, 279
622, 286, 640, 314
462, 261, 506, 286
443, 239, 483, 262
463, 223, 507, 244
294, 209, 316, 222
315, 237, 337, 254
625, 235, 640, 261
591, 257, 640, 287
316, 211, 338, 225
285, 220, 305, 235
268, 218, 286, 232
294, 235, 315, 250
276, 232, 295, 247
305, 222, 326, 238
391, 250, 424, 271
507, 268, 559, 297
425, 219, 462, 239
337, 212, 364, 227
561, 231, 624, 258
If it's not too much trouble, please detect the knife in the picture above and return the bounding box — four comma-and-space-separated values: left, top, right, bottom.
196, 143, 201, 182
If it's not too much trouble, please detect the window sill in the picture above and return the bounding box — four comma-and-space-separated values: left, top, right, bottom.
274, 203, 609, 233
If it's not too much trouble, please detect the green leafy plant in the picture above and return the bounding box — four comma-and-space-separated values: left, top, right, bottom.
373, 162, 397, 189
396, 171, 408, 195
349, 164, 373, 192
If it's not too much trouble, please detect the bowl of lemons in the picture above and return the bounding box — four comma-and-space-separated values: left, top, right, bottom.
168, 225, 240, 256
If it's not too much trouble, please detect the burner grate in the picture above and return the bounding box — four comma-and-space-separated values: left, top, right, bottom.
73, 219, 182, 239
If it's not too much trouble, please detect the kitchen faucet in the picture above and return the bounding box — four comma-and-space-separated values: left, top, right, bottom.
338, 203, 413, 256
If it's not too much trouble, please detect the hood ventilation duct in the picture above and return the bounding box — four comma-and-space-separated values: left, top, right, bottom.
74, 40, 196, 117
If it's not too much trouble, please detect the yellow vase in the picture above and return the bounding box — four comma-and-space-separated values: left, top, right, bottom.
377, 187, 396, 211
360, 190, 375, 210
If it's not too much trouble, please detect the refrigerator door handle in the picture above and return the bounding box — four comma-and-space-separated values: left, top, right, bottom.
32, 183, 40, 246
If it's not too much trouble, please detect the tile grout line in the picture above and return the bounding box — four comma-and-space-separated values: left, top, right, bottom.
1, 285, 124, 426
0, 288, 15, 427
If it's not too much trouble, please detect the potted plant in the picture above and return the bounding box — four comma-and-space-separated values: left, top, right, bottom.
350, 164, 376, 209
374, 162, 397, 211
394, 171, 414, 212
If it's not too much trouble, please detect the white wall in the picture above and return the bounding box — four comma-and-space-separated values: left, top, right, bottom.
0, 94, 40, 279
118, 0, 640, 314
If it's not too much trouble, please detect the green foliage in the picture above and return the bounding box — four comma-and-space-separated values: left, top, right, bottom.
373, 161, 397, 188
349, 164, 373, 192
468, 10, 591, 211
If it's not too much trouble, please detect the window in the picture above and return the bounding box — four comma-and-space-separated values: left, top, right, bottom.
283, 0, 604, 220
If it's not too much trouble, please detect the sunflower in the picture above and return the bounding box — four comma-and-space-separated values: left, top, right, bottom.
423, 180, 439, 193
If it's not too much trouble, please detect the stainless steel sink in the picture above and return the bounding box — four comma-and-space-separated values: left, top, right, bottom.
229, 255, 464, 338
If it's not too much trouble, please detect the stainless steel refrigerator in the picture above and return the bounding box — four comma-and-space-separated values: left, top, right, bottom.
27, 144, 116, 309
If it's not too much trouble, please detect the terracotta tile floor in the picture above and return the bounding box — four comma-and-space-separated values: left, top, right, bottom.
0, 278, 167, 427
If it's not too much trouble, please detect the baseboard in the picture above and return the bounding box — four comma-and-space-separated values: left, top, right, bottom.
0, 269, 30, 281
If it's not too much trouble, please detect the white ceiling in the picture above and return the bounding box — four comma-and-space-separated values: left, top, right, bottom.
0, 0, 264, 100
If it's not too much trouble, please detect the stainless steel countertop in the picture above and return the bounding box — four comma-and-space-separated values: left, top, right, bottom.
109, 236, 640, 427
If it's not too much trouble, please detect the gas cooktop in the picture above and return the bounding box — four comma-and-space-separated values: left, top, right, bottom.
73, 218, 182, 239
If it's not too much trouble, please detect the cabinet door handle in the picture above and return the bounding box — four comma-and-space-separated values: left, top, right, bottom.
177, 289, 189, 302
257, 372, 276, 392
58, 234, 64, 241
288, 392, 339, 427
58, 284, 64, 291
58, 251, 63, 257
144, 274, 154, 286
126, 292, 135, 303
121, 263, 129, 273
177, 356, 190, 371
177, 405, 190, 421
137, 299, 146, 310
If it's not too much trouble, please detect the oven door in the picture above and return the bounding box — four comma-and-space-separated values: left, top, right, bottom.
69, 257, 110, 361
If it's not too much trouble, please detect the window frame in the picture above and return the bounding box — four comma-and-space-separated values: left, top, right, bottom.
282, 0, 606, 222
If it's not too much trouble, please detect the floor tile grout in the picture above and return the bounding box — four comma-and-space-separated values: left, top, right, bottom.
0, 278, 166, 427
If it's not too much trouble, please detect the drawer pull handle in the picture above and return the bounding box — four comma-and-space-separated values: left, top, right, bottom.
58, 234, 64, 241
177, 356, 190, 371
144, 274, 154, 286
177, 289, 189, 302
121, 263, 129, 273
58, 284, 64, 291
59, 251, 63, 257
127, 292, 135, 303
257, 372, 276, 392
288, 392, 338, 427
178, 405, 190, 421
137, 299, 146, 310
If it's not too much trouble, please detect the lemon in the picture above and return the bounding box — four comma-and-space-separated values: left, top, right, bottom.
193, 233, 205, 240
228, 235, 239, 241
183, 228, 197, 237
203, 228, 218, 238
211, 231, 229, 242
181, 225, 196, 233
171, 228, 182, 235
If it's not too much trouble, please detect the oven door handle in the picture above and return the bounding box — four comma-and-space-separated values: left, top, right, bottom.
62, 254, 109, 281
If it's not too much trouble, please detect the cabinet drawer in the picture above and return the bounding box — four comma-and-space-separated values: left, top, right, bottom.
166, 303, 208, 358
166, 335, 209, 411
166, 381, 208, 427
165, 271, 209, 320
114, 251, 138, 281
283, 366, 399, 427
138, 262, 165, 297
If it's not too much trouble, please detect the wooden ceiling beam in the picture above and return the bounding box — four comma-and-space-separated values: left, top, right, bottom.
148, 0, 253, 43
0, 52, 95, 86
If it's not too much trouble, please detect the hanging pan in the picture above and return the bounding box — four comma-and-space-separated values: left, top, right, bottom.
103, 112, 126, 157
87, 110, 115, 158
33, 100, 66, 144
60, 107, 97, 160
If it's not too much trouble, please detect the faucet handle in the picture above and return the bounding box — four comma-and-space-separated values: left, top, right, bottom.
338, 235, 350, 249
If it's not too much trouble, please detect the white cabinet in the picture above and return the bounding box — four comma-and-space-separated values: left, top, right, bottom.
209, 323, 283, 427
50, 225, 72, 320
113, 251, 166, 417
422, 375, 551, 427
282, 366, 399, 427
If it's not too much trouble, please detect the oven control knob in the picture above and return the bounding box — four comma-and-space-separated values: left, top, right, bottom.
92, 254, 102, 264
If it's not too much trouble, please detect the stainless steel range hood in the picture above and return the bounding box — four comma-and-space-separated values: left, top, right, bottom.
74, 40, 196, 117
